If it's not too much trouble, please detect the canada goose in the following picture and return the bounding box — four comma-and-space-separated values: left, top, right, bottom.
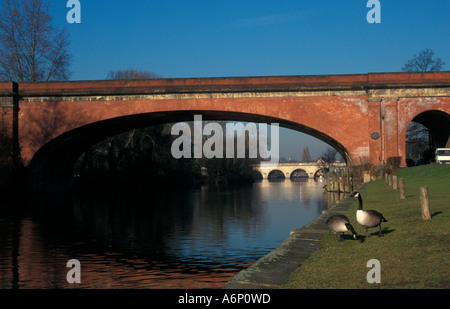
326, 214, 360, 242
350, 191, 387, 237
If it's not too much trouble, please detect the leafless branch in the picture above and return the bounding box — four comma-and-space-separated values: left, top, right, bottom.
0, 0, 72, 82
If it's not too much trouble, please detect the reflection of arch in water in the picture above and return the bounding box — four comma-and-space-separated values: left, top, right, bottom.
253, 171, 264, 180
314, 169, 325, 179
268, 170, 285, 181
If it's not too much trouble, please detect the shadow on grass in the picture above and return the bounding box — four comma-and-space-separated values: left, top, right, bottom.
331, 228, 395, 243
359, 227, 396, 240
431, 211, 443, 218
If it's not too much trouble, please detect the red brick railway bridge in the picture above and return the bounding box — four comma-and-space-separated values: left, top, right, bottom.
1, 72, 449, 191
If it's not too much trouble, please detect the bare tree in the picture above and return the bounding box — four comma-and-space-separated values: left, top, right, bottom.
106, 69, 161, 80
317, 147, 337, 169
405, 121, 430, 162
76, 69, 170, 184
301, 146, 311, 163
402, 49, 445, 72
102, 68, 163, 173
321, 147, 337, 163
0, 0, 72, 82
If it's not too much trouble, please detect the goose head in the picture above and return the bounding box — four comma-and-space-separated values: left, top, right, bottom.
350, 191, 360, 198
350, 191, 364, 210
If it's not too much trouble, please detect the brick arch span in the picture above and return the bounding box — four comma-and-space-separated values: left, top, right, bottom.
397, 102, 450, 162
0, 72, 448, 191
27, 110, 351, 191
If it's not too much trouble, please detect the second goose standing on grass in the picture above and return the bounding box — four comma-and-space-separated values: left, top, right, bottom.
326, 215, 360, 242
350, 191, 387, 237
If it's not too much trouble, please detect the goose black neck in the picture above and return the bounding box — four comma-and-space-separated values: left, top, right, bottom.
345, 223, 357, 235
357, 195, 363, 210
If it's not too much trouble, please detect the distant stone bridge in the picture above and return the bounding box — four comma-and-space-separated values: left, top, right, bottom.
254, 162, 346, 179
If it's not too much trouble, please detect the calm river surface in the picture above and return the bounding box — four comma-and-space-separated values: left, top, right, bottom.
0, 179, 342, 289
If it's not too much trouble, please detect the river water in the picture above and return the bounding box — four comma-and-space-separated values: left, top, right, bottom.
0, 179, 342, 289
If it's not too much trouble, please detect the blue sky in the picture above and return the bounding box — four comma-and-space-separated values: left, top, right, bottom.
49, 0, 449, 160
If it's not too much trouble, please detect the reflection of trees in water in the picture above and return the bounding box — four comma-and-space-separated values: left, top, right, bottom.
24, 190, 192, 260
24, 184, 265, 264
322, 191, 345, 210
26, 181, 329, 251
189, 183, 265, 240
1, 180, 337, 288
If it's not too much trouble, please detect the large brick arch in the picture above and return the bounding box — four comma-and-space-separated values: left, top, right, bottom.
27, 110, 351, 191
17, 93, 362, 166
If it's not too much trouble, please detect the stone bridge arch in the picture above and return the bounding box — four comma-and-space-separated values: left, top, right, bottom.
290, 168, 309, 179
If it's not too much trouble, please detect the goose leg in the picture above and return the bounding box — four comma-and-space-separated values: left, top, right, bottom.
334, 233, 341, 241
378, 225, 384, 237
365, 228, 369, 238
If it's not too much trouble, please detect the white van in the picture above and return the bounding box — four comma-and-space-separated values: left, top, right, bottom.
435, 148, 450, 164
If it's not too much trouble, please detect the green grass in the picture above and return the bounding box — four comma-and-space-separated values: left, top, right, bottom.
283, 164, 450, 289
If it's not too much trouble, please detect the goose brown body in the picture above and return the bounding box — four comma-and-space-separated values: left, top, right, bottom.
350, 191, 387, 237
326, 214, 359, 241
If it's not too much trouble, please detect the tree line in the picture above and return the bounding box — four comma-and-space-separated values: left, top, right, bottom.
74, 117, 262, 191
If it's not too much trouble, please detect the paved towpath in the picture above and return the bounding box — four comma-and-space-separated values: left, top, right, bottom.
224, 190, 361, 289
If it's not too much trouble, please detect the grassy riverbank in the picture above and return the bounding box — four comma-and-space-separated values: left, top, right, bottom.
284, 164, 450, 289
